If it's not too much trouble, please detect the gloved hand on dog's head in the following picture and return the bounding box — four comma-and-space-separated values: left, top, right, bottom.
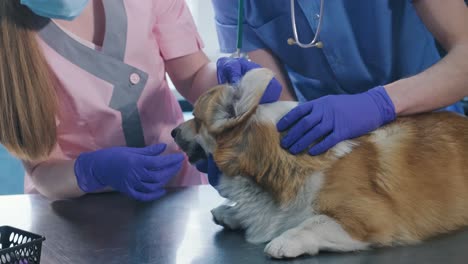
196, 57, 283, 187
216, 57, 282, 104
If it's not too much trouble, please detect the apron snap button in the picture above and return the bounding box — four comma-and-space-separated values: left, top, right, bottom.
130, 73, 141, 85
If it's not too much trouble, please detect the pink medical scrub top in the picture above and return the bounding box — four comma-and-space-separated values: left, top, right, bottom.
23, 0, 208, 193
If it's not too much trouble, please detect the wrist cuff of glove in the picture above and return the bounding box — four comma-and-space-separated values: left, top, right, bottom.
74, 153, 105, 193
367, 86, 396, 125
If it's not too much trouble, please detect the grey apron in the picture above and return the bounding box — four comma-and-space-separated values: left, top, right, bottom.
38, 0, 148, 148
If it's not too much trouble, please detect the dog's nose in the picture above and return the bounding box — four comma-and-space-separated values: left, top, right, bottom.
171, 128, 180, 138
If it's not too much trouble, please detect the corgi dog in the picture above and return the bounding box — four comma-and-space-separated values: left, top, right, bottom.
171, 68, 468, 259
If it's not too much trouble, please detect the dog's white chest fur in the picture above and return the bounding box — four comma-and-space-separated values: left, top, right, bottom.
213, 172, 324, 243
212, 171, 368, 258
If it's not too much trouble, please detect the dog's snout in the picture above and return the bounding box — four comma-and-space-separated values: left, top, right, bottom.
171, 127, 180, 138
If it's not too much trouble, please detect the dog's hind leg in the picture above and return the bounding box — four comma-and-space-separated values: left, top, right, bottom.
264, 215, 369, 259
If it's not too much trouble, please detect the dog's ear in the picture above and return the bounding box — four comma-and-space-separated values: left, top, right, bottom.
208, 68, 275, 134
234, 68, 276, 117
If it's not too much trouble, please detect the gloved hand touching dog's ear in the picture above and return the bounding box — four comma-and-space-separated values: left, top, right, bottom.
216, 57, 282, 104
196, 57, 283, 187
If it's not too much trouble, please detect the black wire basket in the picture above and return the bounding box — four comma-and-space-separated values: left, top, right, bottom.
0, 226, 45, 264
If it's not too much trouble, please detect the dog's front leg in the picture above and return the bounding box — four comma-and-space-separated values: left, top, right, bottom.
211, 203, 241, 230
264, 215, 369, 259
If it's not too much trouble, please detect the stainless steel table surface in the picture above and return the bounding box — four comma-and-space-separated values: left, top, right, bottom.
1, 185, 468, 264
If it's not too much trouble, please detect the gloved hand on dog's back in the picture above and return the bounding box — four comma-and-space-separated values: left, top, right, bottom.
277, 86, 396, 155
195, 57, 283, 187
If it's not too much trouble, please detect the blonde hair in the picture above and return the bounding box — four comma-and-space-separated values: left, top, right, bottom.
0, 1, 58, 161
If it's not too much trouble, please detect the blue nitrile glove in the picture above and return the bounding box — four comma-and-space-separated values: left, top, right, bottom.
195, 154, 221, 186
216, 57, 282, 104
74, 144, 183, 201
277, 86, 396, 156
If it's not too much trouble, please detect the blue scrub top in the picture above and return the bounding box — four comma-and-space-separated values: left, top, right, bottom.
212, 0, 464, 114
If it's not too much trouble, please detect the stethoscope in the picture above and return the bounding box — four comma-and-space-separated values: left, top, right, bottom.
231, 0, 324, 58
287, 0, 324, 48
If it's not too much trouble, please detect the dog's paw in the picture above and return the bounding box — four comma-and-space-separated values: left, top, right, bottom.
264, 234, 318, 259
211, 205, 241, 230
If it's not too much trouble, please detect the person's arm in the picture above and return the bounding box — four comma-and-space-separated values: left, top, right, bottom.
28, 160, 115, 200
27, 160, 85, 200
26, 144, 184, 201
152, 0, 220, 105
165, 48, 297, 104
385, 0, 468, 115
165, 51, 218, 105
210, 0, 296, 101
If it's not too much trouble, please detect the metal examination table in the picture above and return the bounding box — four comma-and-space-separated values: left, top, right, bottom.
1, 186, 467, 263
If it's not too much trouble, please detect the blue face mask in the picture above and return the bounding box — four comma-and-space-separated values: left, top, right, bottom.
20, 0, 89, 21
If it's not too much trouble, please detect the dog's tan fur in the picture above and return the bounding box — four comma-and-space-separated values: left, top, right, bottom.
177, 68, 468, 250
316, 113, 468, 245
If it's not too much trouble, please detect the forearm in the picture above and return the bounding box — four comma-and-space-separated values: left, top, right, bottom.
386, 0, 468, 116
166, 51, 218, 105
29, 160, 85, 200
189, 62, 218, 104
385, 43, 468, 115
